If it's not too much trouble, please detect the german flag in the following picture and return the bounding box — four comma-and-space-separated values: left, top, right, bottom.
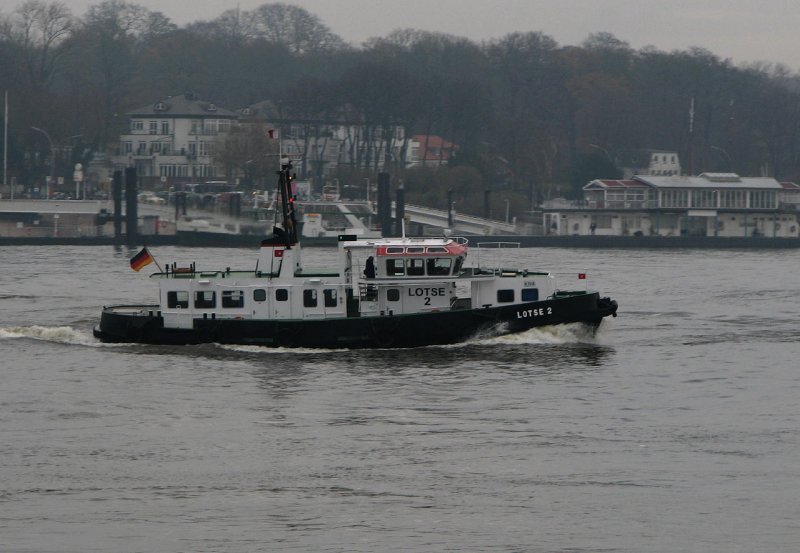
130, 247, 154, 272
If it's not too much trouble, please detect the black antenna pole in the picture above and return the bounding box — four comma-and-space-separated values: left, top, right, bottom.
277, 157, 298, 248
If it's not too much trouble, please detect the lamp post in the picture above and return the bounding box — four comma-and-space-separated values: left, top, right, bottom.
589, 143, 612, 163
504, 198, 510, 224
710, 145, 732, 171
31, 126, 55, 199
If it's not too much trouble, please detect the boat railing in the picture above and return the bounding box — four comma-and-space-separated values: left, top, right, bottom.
473, 242, 521, 274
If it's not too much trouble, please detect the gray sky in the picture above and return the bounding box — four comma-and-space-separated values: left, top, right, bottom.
49, 0, 800, 69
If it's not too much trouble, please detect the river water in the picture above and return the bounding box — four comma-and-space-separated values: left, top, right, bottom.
1, 244, 799, 552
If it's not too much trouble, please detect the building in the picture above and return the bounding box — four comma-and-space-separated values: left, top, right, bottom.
240, 100, 406, 176
616, 149, 681, 178
543, 173, 800, 238
112, 94, 239, 188
407, 135, 458, 167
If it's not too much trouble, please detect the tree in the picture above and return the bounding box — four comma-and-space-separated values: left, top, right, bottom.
250, 3, 345, 54
3, 0, 73, 91
216, 120, 279, 189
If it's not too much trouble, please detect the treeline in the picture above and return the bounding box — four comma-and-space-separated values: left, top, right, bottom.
3, 0, 800, 216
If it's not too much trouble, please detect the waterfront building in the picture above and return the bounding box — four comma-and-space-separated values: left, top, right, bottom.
543, 173, 800, 238
111, 94, 238, 188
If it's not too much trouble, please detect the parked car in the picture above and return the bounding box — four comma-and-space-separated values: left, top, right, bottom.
138, 191, 166, 204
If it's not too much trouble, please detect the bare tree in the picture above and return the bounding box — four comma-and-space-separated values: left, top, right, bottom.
4, 0, 73, 90
250, 2, 345, 54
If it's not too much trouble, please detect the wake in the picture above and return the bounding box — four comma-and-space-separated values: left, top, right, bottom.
0, 325, 107, 347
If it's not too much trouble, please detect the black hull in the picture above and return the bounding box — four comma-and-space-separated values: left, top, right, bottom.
93, 292, 617, 349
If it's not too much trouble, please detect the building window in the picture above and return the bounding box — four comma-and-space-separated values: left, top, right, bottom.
222, 290, 244, 308
720, 190, 744, 208
662, 189, 689, 208
323, 289, 337, 307
198, 141, 214, 156
691, 190, 717, 208
303, 289, 318, 307
253, 289, 266, 302
275, 289, 288, 301
194, 291, 216, 309
167, 290, 189, 308
161, 121, 170, 134
149, 121, 158, 135
160, 164, 189, 177
132, 121, 143, 131
751, 190, 776, 209
122, 142, 132, 154
497, 289, 515, 303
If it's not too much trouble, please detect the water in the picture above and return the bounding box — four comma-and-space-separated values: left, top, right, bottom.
1, 245, 799, 552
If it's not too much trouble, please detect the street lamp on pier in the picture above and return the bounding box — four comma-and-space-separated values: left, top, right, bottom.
710, 145, 732, 171
589, 143, 612, 163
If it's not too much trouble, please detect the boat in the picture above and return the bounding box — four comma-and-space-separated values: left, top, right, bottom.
93, 158, 618, 348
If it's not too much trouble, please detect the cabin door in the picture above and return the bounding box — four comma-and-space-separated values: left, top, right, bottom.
161, 289, 194, 329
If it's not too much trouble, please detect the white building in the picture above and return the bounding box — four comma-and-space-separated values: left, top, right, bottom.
543, 173, 800, 238
112, 94, 238, 187
241, 100, 406, 175
616, 149, 682, 178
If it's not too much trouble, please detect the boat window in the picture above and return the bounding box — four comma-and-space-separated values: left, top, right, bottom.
303, 289, 318, 307
253, 289, 267, 302
426, 257, 452, 276
407, 259, 425, 276
194, 290, 216, 309
387, 289, 400, 301
453, 256, 464, 274
222, 290, 244, 308
275, 289, 288, 301
521, 288, 539, 302
426, 247, 448, 254
406, 247, 424, 254
497, 289, 515, 303
323, 289, 337, 307
386, 247, 404, 254
167, 290, 189, 309
386, 258, 405, 276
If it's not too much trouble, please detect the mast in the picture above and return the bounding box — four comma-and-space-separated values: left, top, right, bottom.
276, 156, 299, 248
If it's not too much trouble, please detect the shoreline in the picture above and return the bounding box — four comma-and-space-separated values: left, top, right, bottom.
2, 232, 799, 249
